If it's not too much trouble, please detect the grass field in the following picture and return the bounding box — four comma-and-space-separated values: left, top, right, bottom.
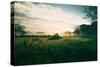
14, 36, 97, 65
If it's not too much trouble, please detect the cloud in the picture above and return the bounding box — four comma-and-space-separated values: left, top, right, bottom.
14, 2, 91, 35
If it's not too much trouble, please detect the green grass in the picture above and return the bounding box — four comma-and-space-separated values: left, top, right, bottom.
14, 36, 97, 65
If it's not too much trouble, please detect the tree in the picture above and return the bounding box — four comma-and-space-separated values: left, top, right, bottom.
79, 24, 91, 35
84, 6, 97, 36
74, 6, 97, 36
74, 26, 80, 34
11, 3, 27, 36
48, 33, 62, 40
74, 24, 91, 36
90, 21, 97, 35
84, 6, 97, 22
15, 24, 27, 36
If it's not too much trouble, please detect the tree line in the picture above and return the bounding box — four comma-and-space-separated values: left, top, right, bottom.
74, 6, 97, 37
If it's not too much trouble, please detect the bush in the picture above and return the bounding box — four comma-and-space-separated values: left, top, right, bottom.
48, 33, 62, 40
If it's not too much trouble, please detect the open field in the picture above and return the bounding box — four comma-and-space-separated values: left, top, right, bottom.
14, 36, 97, 65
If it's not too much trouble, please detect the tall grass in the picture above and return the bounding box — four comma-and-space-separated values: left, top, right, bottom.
14, 36, 97, 65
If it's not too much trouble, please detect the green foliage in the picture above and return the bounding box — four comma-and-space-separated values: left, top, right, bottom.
74, 22, 97, 36
74, 6, 97, 36
79, 24, 91, 35
74, 26, 80, 34
15, 24, 27, 36
84, 6, 97, 21
48, 33, 62, 40
90, 21, 97, 35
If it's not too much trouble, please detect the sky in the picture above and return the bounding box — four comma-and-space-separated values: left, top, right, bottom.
13, 2, 91, 35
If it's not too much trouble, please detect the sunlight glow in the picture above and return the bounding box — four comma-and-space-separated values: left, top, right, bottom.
14, 2, 91, 35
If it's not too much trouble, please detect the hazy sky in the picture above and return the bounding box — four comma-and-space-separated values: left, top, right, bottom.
14, 2, 91, 35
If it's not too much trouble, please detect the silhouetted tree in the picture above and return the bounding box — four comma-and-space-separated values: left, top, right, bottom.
84, 6, 97, 36
74, 26, 80, 34
74, 6, 97, 36
11, 2, 27, 36
80, 24, 91, 35
84, 6, 97, 21
90, 21, 97, 35
15, 24, 27, 36
48, 33, 62, 40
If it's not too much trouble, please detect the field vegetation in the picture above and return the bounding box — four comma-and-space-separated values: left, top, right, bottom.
14, 36, 97, 65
